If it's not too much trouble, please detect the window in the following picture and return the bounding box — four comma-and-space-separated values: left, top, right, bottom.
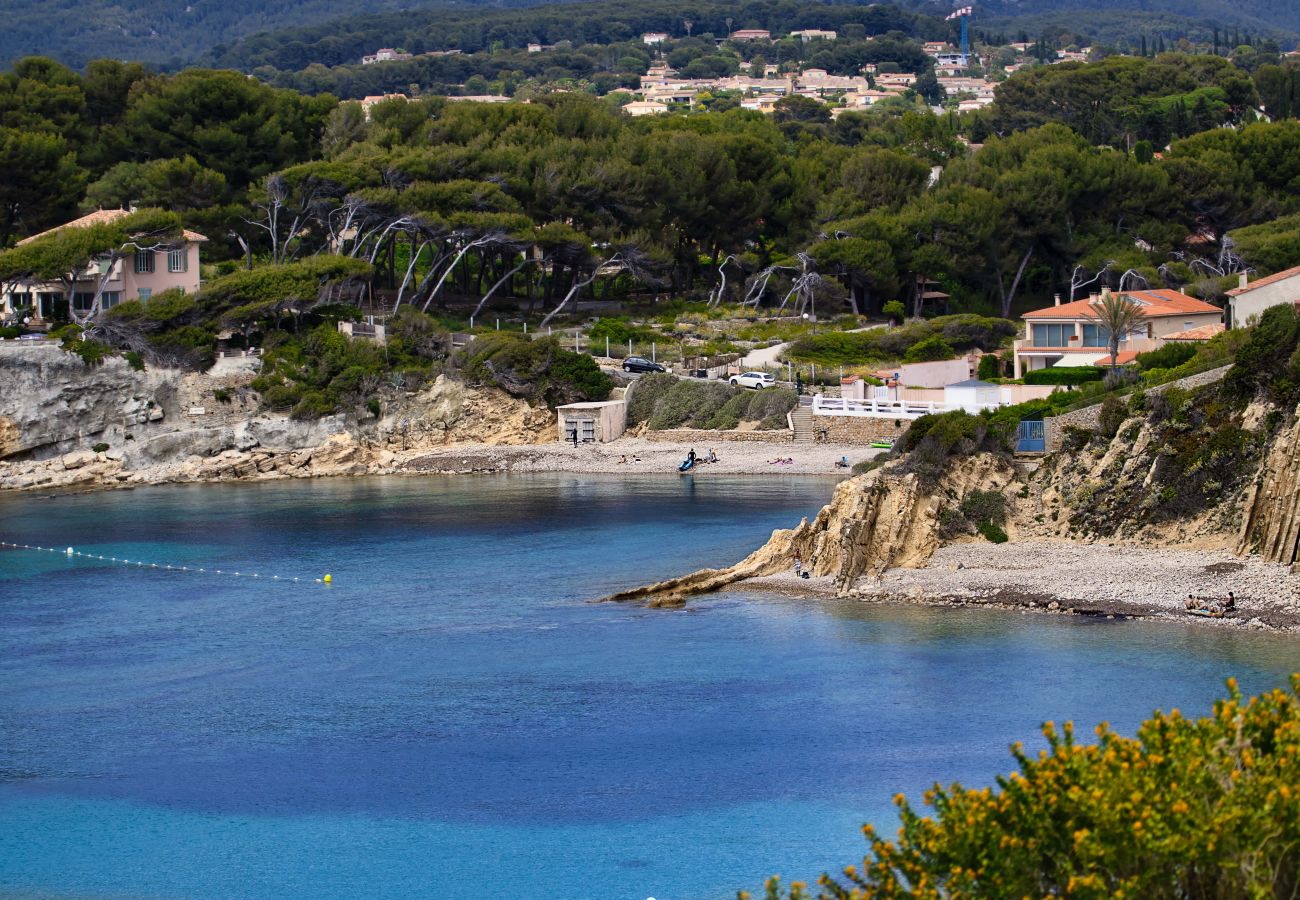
1081, 324, 1112, 347
1031, 323, 1073, 347
72, 292, 96, 312
137, 288, 152, 302
134, 251, 154, 274
101, 291, 122, 310
167, 249, 187, 273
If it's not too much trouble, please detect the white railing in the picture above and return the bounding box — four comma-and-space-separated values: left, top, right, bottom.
812, 395, 1000, 419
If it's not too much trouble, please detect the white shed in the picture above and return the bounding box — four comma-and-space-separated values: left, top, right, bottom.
943, 379, 1001, 413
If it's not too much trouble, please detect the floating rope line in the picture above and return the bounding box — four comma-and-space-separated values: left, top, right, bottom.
0, 540, 332, 585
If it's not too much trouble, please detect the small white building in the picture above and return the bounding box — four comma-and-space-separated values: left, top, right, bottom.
623, 100, 669, 116
943, 379, 1001, 413
1226, 266, 1300, 328
557, 399, 627, 444
642, 32, 669, 45
791, 29, 837, 42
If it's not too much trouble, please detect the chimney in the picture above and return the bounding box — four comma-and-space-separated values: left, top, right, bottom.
1088, 292, 1099, 305
1239, 272, 1249, 290
1053, 293, 1062, 306
1100, 286, 1112, 301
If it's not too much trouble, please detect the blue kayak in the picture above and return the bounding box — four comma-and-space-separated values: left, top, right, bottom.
678, 456, 695, 473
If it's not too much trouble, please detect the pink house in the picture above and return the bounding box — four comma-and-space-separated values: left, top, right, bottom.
2, 209, 206, 323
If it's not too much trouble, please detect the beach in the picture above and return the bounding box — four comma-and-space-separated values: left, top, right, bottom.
398, 437, 882, 476
744, 540, 1300, 632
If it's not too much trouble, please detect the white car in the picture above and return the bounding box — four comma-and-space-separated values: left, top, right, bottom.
729, 371, 776, 389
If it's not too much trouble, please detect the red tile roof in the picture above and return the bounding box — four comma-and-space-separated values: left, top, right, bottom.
1164, 323, 1225, 341
1226, 264, 1300, 296
1023, 289, 1221, 320
18, 208, 207, 246
1094, 350, 1140, 366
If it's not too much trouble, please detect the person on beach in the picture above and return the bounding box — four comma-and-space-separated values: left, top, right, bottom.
1186, 594, 1199, 611
571, 429, 579, 448
618, 454, 627, 464
633, 454, 642, 463
1224, 591, 1236, 612
835, 455, 849, 468
793, 551, 802, 578
687, 448, 697, 466
707, 448, 718, 463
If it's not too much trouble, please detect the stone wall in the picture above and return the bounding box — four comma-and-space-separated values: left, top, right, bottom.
813, 414, 909, 444
642, 428, 793, 444
1043, 365, 1232, 451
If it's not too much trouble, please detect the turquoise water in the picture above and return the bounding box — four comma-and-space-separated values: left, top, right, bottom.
0, 475, 1296, 899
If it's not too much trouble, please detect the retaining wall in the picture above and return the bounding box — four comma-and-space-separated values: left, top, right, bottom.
813, 414, 908, 444
642, 428, 793, 444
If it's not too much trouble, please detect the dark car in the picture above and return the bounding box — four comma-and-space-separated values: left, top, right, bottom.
622, 356, 667, 374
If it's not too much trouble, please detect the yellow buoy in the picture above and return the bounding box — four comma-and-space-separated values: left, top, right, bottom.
323, 574, 332, 584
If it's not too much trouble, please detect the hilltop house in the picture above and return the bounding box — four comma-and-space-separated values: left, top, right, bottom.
1012, 289, 1223, 377
1, 209, 205, 323
1226, 266, 1300, 328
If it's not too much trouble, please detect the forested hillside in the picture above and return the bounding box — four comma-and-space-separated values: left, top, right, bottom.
1, 0, 1296, 72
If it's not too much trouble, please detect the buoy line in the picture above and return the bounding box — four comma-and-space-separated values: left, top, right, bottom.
0, 540, 333, 585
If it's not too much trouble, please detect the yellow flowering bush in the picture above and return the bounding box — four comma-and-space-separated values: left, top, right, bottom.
745, 676, 1299, 899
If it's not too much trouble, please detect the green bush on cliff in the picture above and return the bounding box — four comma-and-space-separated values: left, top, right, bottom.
627, 375, 797, 431
463, 333, 612, 408
747, 676, 1300, 900
1226, 303, 1300, 408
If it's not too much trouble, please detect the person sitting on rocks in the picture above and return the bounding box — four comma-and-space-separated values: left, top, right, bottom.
707, 448, 718, 463
1185, 594, 1199, 611
1224, 591, 1236, 612
835, 455, 849, 468
617, 455, 627, 464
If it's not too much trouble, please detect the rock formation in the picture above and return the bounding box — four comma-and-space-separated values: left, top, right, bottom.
606, 454, 1016, 606
1237, 411, 1300, 564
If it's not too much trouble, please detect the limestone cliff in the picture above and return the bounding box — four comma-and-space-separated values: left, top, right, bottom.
607, 454, 1017, 606
0, 346, 556, 492
1236, 411, 1300, 564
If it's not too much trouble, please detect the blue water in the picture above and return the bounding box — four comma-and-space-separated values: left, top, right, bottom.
0, 475, 1296, 900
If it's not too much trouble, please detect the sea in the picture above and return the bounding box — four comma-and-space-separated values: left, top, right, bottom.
1, 475, 1296, 899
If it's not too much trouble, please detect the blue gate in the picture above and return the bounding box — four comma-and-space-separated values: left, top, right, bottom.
1016, 419, 1046, 453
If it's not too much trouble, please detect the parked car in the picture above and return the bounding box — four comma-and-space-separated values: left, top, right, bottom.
622, 356, 667, 374
729, 371, 776, 389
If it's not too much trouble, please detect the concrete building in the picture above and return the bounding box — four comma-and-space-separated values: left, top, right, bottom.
1013, 289, 1224, 377
557, 399, 627, 443
642, 32, 669, 45
791, 29, 837, 41
1226, 266, 1300, 328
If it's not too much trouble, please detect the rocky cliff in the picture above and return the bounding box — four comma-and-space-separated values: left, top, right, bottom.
607, 454, 1017, 606
0, 345, 555, 492
1236, 411, 1300, 565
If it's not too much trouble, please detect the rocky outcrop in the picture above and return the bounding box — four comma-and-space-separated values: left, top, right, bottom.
0, 344, 179, 460
606, 455, 1017, 606
1237, 411, 1300, 564
376, 375, 555, 448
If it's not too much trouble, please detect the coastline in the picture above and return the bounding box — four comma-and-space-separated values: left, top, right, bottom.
735, 540, 1300, 634
1, 435, 882, 494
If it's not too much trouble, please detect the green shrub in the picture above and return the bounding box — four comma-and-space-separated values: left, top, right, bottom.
213, 388, 232, 404
977, 520, 1009, 543
91, 442, 109, 453
464, 334, 612, 407
751, 678, 1300, 900
902, 334, 956, 363
977, 353, 1001, 380
882, 300, 906, 323
262, 383, 304, 409
1136, 341, 1198, 372
646, 380, 733, 430
627, 372, 678, 423
291, 390, 336, 420
1225, 303, 1300, 407
1098, 393, 1127, 439
123, 350, 145, 372
366, 398, 382, 418
0, 326, 20, 339
1023, 366, 1104, 385
588, 316, 657, 345
959, 489, 1007, 526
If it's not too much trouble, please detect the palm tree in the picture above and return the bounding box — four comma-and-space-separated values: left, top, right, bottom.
1085, 289, 1146, 369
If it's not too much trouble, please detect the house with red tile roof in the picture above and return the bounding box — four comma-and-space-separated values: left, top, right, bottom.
1225, 266, 1300, 329
2, 209, 206, 323
1012, 288, 1223, 377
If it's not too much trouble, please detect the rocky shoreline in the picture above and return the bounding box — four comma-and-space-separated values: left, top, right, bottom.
728, 541, 1300, 633
0, 433, 878, 494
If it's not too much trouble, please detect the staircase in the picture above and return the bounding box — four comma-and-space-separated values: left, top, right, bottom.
790, 406, 816, 443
